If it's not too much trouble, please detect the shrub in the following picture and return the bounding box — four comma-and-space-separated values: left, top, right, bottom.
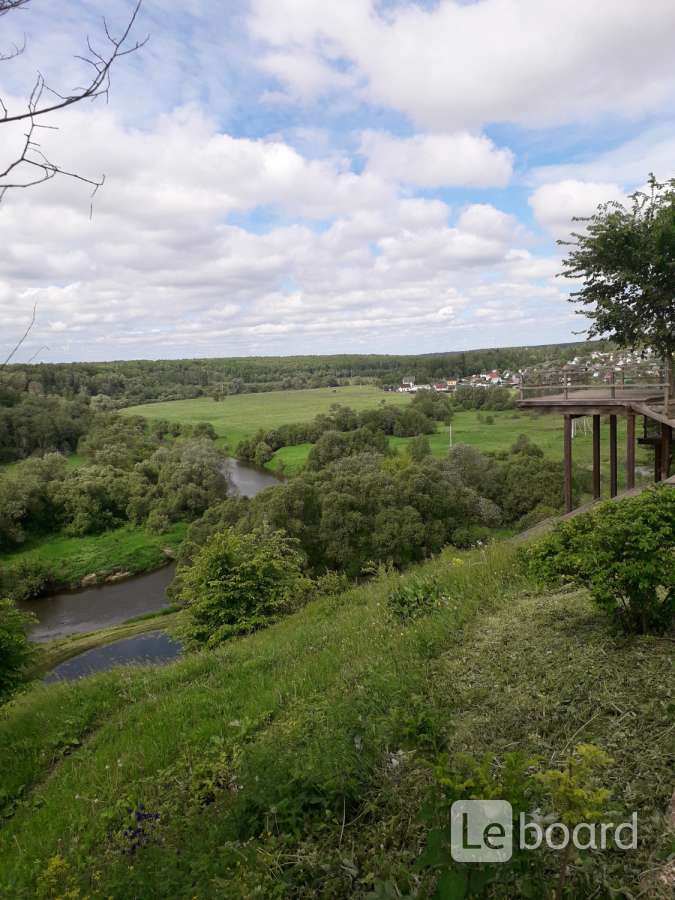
0, 599, 35, 704
525, 487, 675, 633
175, 528, 312, 648
386, 576, 450, 622
0, 558, 56, 602
452, 524, 491, 548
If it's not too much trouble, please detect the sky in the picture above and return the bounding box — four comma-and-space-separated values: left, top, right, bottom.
1, 0, 674, 363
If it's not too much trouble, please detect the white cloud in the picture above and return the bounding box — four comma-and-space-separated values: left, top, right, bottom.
528, 180, 627, 238
249, 0, 675, 130
530, 126, 675, 188
0, 102, 559, 361
360, 131, 513, 188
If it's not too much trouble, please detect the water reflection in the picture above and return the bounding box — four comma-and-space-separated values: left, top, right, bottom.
45, 630, 181, 682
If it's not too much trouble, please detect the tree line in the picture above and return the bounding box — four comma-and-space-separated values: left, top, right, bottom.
2, 341, 606, 405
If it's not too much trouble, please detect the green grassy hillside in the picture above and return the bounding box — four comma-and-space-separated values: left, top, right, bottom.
0, 541, 671, 898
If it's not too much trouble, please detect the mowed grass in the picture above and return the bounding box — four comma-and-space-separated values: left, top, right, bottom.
0, 540, 671, 897
0, 523, 186, 589
122, 386, 411, 450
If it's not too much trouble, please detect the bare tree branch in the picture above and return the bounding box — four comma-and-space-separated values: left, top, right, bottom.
0, 1, 147, 205
26, 343, 49, 363
1, 302, 36, 368
0, 1, 31, 16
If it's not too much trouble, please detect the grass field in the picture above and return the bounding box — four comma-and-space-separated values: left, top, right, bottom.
122, 386, 411, 450
0, 539, 671, 897
0, 523, 186, 590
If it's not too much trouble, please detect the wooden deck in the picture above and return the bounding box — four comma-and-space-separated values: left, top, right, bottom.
518, 387, 666, 417
517, 382, 673, 511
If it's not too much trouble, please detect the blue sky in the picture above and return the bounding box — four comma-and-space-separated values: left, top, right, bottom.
1, 0, 675, 362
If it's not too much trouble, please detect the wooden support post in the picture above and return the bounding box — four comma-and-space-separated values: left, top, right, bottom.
609, 370, 616, 399
564, 414, 573, 513
655, 441, 662, 483
661, 424, 672, 481
592, 414, 601, 500
609, 415, 618, 497
626, 413, 635, 491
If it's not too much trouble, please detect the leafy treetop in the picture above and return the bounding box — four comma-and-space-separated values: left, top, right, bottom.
560, 174, 675, 371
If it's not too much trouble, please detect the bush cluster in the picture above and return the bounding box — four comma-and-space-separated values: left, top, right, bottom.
0, 414, 227, 551
525, 487, 675, 633
235, 393, 453, 466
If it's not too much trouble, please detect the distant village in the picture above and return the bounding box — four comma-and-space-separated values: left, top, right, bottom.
389, 348, 662, 394
392, 369, 519, 393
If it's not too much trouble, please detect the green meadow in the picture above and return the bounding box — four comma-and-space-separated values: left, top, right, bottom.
122, 385, 410, 450
128, 387, 655, 490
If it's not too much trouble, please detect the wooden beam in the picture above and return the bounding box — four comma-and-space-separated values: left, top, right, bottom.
661, 424, 672, 481
609, 415, 618, 498
592, 414, 601, 500
564, 414, 573, 513
626, 413, 635, 490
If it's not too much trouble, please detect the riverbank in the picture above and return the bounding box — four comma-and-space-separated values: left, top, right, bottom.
0, 458, 280, 602
0, 522, 186, 594
28, 609, 180, 678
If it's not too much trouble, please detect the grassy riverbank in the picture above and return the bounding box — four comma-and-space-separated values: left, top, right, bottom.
0, 539, 671, 897
0, 523, 186, 591
28, 610, 181, 678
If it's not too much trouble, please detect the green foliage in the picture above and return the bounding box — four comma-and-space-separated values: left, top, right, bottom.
50, 464, 133, 536
0, 599, 35, 704
454, 385, 516, 411
447, 439, 583, 525
0, 557, 56, 602
411, 389, 455, 422
526, 487, 675, 632
386, 564, 463, 622
175, 528, 312, 648
0, 543, 672, 897
560, 174, 675, 364
0, 395, 90, 464
306, 427, 388, 470
407, 433, 432, 461
0, 419, 227, 550
4, 342, 596, 407
536, 744, 614, 828
420, 744, 616, 899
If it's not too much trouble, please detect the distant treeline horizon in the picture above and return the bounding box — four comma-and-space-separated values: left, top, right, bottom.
2, 339, 610, 406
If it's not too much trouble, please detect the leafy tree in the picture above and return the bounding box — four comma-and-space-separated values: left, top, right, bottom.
50, 464, 132, 535
0, 599, 35, 705
526, 487, 675, 633
253, 441, 274, 468
175, 529, 311, 648
408, 434, 431, 461
560, 175, 675, 399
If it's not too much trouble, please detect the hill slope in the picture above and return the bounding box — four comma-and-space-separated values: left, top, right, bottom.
0, 543, 672, 898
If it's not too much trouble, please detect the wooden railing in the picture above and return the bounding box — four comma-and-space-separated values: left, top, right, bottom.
518, 364, 667, 401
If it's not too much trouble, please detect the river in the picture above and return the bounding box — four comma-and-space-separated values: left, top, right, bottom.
20, 458, 280, 678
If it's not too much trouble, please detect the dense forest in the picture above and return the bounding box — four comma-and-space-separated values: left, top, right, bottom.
2, 341, 608, 405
